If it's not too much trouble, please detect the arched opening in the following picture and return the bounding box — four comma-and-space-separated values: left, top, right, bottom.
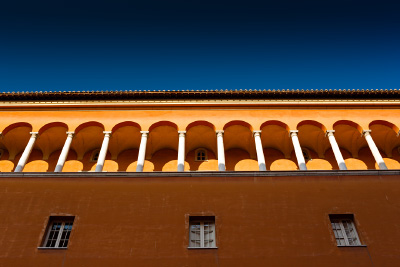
297, 120, 334, 170
333, 120, 372, 169
1, 122, 32, 161
146, 121, 178, 172
109, 122, 141, 171
223, 121, 257, 171
260, 121, 298, 170
369, 120, 400, 169
185, 121, 217, 171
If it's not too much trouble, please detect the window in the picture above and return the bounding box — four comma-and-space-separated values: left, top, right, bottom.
189, 216, 216, 248
330, 215, 361, 246
195, 148, 207, 161
41, 216, 74, 248
302, 149, 311, 161
90, 149, 100, 162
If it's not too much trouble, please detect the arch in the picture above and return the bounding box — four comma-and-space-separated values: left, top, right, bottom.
260, 120, 290, 132
369, 120, 399, 134
36, 122, 69, 160
2, 122, 32, 136
333, 120, 363, 134
146, 122, 178, 157
186, 121, 215, 131
185, 122, 217, 158
149, 121, 178, 132
72, 122, 105, 160
297, 120, 330, 158
74, 121, 105, 135
223, 121, 256, 158
38, 122, 68, 135
260, 121, 292, 159
368, 120, 400, 157
109, 124, 142, 159
112, 121, 141, 133
223, 120, 253, 131
297, 120, 327, 132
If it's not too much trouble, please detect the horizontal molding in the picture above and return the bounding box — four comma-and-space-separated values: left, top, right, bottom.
0, 170, 399, 178
0, 100, 400, 110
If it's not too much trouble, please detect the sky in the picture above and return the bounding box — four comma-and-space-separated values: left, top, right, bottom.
1, 0, 399, 92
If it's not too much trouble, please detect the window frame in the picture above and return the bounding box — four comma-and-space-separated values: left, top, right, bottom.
188, 216, 217, 249
195, 148, 208, 161
90, 149, 100, 162
302, 148, 311, 161
39, 216, 75, 249
329, 214, 363, 247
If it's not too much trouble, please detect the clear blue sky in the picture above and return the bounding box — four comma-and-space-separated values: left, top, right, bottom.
1, 0, 399, 91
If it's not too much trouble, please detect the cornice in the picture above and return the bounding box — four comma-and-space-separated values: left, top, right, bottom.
0, 99, 400, 110
0, 88, 399, 102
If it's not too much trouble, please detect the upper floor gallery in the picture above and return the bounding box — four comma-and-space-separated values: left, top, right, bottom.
0, 89, 399, 173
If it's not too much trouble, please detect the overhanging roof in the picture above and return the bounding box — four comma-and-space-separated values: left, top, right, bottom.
0, 89, 399, 101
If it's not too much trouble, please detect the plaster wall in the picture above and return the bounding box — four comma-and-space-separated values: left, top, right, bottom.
0, 174, 399, 266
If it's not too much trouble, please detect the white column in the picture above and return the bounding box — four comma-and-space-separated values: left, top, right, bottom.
177, 131, 186, 172
253, 131, 266, 171
54, 132, 75, 172
290, 130, 307, 170
216, 130, 226, 171
326, 130, 347, 170
95, 131, 112, 172
363, 130, 388, 170
14, 132, 39, 172
136, 131, 149, 172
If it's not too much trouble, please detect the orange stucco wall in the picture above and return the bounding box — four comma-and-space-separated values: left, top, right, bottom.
0, 174, 399, 266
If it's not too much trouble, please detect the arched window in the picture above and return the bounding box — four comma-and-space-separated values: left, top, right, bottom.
195, 148, 207, 161
90, 149, 100, 162
302, 149, 311, 161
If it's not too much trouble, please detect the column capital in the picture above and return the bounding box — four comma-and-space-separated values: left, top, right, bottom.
30, 132, 39, 137
103, 131, 112, 137
325, 130, 335, 137
216, 130, 224, 136
140, 131, 149, 135
66, 131, 75, 137
362, 130, 371, 136
253, 130, 262, 137
178, 131, 186, 136
289, 130, 298, 137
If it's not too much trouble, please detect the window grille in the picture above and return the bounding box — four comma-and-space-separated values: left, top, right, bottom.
302, 149, 311, 160
42, 216, 74, 248
195, 149, 207, 161
90, 149, 100, 162
189, 216, 215, 248
330, 215, 361, 246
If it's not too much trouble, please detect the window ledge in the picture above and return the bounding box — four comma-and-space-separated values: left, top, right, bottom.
187, 247, 218, 249
37, 247, 68, 250
337, 245, 367, 247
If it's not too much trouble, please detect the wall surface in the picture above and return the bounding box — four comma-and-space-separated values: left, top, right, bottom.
0, 172, 399, 266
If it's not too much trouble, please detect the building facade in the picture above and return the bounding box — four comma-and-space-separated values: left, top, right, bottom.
0, 89, 399, 266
